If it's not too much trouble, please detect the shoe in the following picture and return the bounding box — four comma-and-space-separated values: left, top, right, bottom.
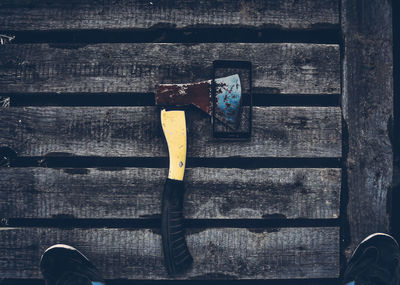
40, 244, 106, 285
343, 233, 400, 285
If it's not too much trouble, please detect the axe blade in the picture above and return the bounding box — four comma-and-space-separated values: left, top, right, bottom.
156, 74, 242, 128
156, 80, 212, 115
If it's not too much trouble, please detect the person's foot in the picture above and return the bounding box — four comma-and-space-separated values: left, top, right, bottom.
40, 244, 105, 285
343, 233, 400, 285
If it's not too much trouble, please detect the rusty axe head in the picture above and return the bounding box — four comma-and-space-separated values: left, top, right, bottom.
156, 74, 242, 128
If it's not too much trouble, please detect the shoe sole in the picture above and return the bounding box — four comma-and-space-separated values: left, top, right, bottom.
351, 232, 399, 259
40, 244, 90, 264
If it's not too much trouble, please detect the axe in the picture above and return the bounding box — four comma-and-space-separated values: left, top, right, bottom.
156, 75, 242, 275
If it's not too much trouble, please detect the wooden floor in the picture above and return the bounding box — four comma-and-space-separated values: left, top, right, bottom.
0, 1, 393, 284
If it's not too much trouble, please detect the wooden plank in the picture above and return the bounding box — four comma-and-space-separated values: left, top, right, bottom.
341, 0, 393, 257
0, 43, 340, 94
0, 0, 339, 31
392, 0, 400, 243
0, 167, 341, 219
0, 227, 340, 279
0, 106, 342, 158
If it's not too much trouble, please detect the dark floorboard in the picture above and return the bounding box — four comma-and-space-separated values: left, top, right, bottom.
392, 0, 400, 243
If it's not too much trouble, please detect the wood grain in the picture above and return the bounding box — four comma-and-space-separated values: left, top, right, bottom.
0, 227, 340, 279
0, 0, 339, 31
0, 43, 340, 95
0, 106, 342, 158
341, 0, 393, 257
0, 167, 341, 219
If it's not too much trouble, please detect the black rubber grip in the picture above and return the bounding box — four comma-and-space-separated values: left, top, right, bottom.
161, 178, 193, 275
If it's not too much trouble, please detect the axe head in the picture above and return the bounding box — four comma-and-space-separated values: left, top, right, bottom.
156, 74, 242, 128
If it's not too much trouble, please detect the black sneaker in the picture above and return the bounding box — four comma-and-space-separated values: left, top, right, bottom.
343, 233, 400, 285
40, 244, 106, 285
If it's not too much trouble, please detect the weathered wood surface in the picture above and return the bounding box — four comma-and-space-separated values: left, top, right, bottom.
0, 43, 340, 94
0, 227, 340, 279
0, 106, 342, 158
0, 0, 339, 31
0, 167, 341, 219
341, 0, 393, 257
392, 0, 400, 243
